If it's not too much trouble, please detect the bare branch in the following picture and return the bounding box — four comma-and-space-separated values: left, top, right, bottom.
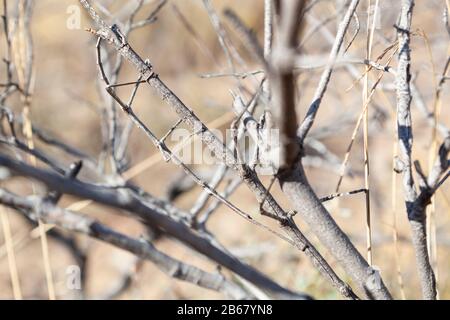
0, 153, 309, 299
395, 0, 436, 300
0, 187, 252, 300
79, 0, 357, 299
297, 0, 361, 142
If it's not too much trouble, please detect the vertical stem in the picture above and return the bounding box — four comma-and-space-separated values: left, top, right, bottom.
422, 31, 440, 299
263, 0, 273, 96
1, 0, 22, 300
23, 106, 56, 300
0, 207, 22, 299
396, 0, 436, 299
16, 0, 55, 300
384, 90, 407, 299
362, 0, 378, 266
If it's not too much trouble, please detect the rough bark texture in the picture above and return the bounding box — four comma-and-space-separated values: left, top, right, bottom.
395, 0, 437, 300
279, 163, 392, 300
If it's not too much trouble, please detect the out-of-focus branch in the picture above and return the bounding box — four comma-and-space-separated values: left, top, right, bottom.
0, 153, 310, 299
0, 187, 251, 300
270, 0, 306, 169
79, 0, 357, 299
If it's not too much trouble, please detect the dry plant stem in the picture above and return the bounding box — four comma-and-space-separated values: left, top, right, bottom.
0, 135, 66, 175
337, 63, 391, 193
0, 87, 23, 301
104, 0, 162, 172
270, 0, 306, 169
223, 9, 267, 70
0, 206, 22, 299
189, 90, 261, 221
0, 154, 308, 299
224, 14, 366, 300
0, 131, 223, 295
190, 109, 249, 223
297, 0, 360, 142
0, 0, 20, 103
14, 0, 55, 300
202, 0, 230, 67
198, 177, 243, 228
395, 0, 436, 300
365, 39, 449, 140
96, 42, 294, 248
299, 3, 446, 300
320, 188, 366, 202
446, 0, 450, 38
98, 41, 355, 298
0, 4, 28, 286
171, 4, 218, 67
423, 33, 440, 298
428, 49, 450, 293
263, 0, 273, 96
28, 123, 96, 166
192, 87, 267, 225
278, 0, 391, 299
388, 94, 407, 299
23, 124, 55, 301
0, 188, 251, 300
0, 112, 237, 262
362, 0, 379, 267
278, 164, 391, 300
79, 0, 357, 299
300, 12, 340, 49
190, 163, 228, 219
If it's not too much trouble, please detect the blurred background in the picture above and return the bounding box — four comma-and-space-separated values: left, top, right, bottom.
0, 0, 449, 299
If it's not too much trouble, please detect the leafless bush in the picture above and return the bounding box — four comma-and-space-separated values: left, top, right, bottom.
0, 0, 448, 300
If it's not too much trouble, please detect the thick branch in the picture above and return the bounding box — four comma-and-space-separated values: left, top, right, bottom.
395, 0, 436, 300
270, 0, 306, 169
0, 188, 250, 299
276, 0, 392, 300
0, 153, 308, 299
79, 0, 356, 299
